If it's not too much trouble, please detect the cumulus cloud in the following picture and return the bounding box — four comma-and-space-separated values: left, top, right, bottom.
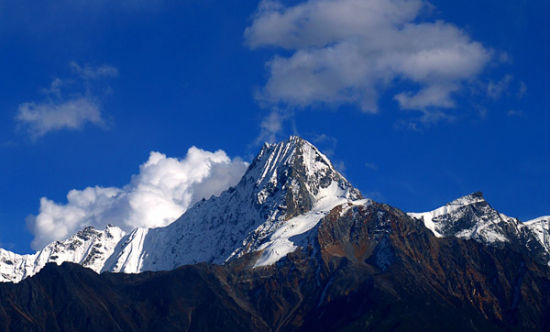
15, 62, 117, 139
27, 147, 249, 250
245, 0, 492, 113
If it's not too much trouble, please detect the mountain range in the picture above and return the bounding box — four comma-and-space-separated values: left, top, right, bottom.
0, 136, 549, 330
1, 136, 548, 282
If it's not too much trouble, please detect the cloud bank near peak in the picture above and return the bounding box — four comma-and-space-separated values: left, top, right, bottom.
27, 147, 249, 250
245, 0, 492, 113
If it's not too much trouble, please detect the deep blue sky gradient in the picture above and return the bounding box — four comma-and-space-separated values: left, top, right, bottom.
0, 0, 548, 253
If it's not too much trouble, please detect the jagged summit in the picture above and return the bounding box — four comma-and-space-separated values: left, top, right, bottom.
409, 191, 519, 241
448, 191, 485, 205
411, 191, 486, 216
244, 135, 361, 218
103, 136, 364, 273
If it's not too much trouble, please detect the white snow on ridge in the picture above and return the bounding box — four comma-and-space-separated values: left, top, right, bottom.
254, 182, 370, 267
0, 225, 125, 283
104, 227, 149, 273
408, 193, 487, 238
407, 211, 443, 238
524, 216, 550, 265
407, 192, 517, 242
409, 193, 550, 265
524, 216, 550, 226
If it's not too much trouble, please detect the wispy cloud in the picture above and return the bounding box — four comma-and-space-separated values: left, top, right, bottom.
507, 109, 523, 117
487, 74, 513, 100
365, 162, 378, 171
70, 62, 118, 80
255, 108, 294, 144
518, 81, 527, 98
16, 98, 104, 139
15, 62, 117, 140
246, 0, 493, 118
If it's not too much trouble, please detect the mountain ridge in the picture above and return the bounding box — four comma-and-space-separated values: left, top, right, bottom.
409, 191, 550, 266
0, 136, 549, 283
2, 198, 550, 330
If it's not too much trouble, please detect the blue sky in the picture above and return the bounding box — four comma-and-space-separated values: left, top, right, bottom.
0, 0, 548, 253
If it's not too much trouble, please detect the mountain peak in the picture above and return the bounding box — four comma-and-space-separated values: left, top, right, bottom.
448, 191, 486, 206
409, 191, 521, 246
246, 136, 361, 218
101, 136, 363, 272
409, 192, 487, 229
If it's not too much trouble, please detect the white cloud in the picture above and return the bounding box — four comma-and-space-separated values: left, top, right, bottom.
15, 62, 117, 139
256, 109, 290, 144
40, 78, 64, 97
487, 74, 513, 100
27, 147, 249, 250
70, 62, 119, 80
246, 0, 492, 113
16, 98, 104, 139
364, 162, 378, 171
507, 109, 523, 117
518, 81, 527, 98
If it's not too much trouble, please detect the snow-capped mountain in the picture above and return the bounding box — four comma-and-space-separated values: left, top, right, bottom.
409, 192, 550, 265
0, 136, 362, 282
103, 136, 363, 272
0, 225, 125, 282
408, 192, 522, 243
1, 136, 549, 283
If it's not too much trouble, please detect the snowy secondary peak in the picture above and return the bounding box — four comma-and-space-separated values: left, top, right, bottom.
102, 136, 363, 273
408, 191, 521, 242
0, 224, 125, 283
409, 193, 550, 266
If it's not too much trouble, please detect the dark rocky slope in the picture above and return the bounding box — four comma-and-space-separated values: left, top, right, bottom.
1, 201, 549, 331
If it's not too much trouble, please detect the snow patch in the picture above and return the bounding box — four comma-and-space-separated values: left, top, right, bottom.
254, 182, 368, 267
